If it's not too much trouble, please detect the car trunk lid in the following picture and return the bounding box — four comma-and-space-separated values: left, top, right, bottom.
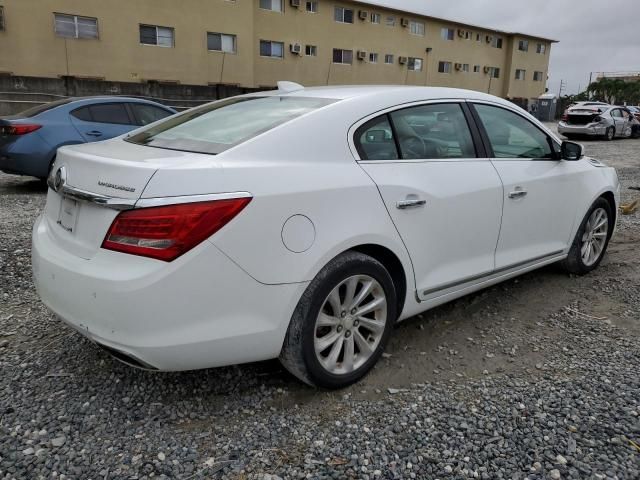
42, 139, 213, 259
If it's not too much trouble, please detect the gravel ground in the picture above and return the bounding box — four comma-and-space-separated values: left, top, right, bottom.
1, 131, 639, 480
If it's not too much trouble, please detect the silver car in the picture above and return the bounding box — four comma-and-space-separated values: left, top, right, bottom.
558, 104, 639, 140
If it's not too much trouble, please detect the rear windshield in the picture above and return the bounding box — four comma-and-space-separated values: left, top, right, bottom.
5, 98, 73, 119
126, 96, 337, 154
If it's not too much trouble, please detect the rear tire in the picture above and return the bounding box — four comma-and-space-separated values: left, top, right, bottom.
561, 198, 612, 275
280, 251, 397, 389
604, 126, 615, 141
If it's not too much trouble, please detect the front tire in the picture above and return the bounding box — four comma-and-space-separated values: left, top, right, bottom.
280, 251, 397, 389
561, 198, 612, 275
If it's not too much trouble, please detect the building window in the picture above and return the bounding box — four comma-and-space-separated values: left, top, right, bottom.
260, 40, 284, 58
408, 58, 423, 71
369, 52, 378, 63
473, 65, 480, 73
462, 63, 470, 73
385, 16, 395, 27
306, 1, 318, 13
333, 48, 353, 64
0, 6, 5, 31
384, 54, 394, 64
207, 32, 236, 53
491, 37, 503, 49
441, 27, 454, 41
491, 67, 500, 78
518, 40, 529, 52
533, 71, 544, 81
536, 43, 546, 54
260, 0, 283, 12
409, 21, 425, 36
140, 25, 174, 47
371, 12, 381, 24
515, 69, 526, 80
334, 7, 354, 23
54, 13, 98, 39
438, 61, 452, 73
476, 33, 481, 42
305, 44, 317, 56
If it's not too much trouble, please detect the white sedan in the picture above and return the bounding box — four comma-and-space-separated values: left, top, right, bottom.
33, 83, 619, 389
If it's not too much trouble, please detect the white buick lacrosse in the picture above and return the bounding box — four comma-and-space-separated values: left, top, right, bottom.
33, 83, 619, 388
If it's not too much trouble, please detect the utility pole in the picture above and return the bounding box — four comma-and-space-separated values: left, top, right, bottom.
558, 79, 566, 97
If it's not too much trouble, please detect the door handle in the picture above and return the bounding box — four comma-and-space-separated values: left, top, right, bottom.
508, 189, 528, 199
85, 130, 103, 137
396, 199, 427, 209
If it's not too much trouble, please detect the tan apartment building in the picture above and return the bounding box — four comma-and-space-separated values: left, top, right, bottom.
0, 0, 555, 107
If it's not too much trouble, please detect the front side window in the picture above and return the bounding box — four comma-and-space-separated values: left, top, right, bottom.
441, 27, 454, 41
260, 40, 284, 58
88, 104, 132, 125
127, 96, 336, 155
130, 104, 173, 126
409, 21, 425, 36
333, 48, 353, 64
140, 25, 174, 47
54, 13, 98, 39
390, 103, 476, 160
438, 61, 451, 74
474, 104, 554, 159
334, 7, 353, 23
408, 57, 423, 71
259, 0, 283, 12
207, 32, 236, 53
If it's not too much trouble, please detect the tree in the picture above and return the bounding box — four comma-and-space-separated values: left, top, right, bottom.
587, 77, 640, 105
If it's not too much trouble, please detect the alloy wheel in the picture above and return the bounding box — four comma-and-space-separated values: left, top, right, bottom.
314, 275, 387, 375
581, 207, 608, 266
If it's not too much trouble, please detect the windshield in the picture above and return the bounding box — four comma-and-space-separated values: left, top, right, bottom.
126, 96, 337, 154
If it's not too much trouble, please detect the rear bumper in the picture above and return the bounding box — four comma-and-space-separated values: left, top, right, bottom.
557, 122, 607, 137
32, 214, 307, 371
0, 138, 51, 178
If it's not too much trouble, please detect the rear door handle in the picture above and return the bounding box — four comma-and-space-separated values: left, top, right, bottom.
508, 189, 528, 199
396, 199, 427, 209
85, 130, 103, 137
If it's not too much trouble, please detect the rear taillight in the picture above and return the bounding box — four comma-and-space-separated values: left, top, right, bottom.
561, 112, 568, 121
0, 124, 42, 136
102, 198, 251, 261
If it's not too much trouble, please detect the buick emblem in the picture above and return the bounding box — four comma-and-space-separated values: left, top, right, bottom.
52, 166, 67, 193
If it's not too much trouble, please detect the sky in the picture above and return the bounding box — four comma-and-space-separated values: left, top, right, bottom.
368, 0, 640, 96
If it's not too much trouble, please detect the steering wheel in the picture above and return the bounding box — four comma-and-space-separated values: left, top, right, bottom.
400, 135, 426, 159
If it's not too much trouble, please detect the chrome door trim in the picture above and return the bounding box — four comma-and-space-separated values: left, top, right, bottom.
420, 249, 565, 299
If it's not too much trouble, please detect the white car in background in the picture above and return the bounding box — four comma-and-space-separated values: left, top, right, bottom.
33, 83, 619, 389
558, 103, 638, 140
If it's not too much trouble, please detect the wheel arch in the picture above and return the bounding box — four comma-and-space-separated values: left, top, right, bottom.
346, 243, 408, 320
599, 190, 617, 234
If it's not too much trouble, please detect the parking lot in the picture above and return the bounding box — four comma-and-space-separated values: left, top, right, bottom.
1, 128, 639, 479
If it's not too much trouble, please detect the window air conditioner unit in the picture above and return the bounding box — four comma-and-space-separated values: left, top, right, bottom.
290, 43, 302, 55
398, 56, 408, 64
290, 0, 301, 7
458, 29, 465, 38
455, 63, 462, 71
484, 66, 491, 74
400, 18, 409, 27
357, 50, 367, 60
358, 10, 368, 20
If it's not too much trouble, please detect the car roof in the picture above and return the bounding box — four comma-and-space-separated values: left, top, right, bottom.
251, 84, 512, 105
66, 96, 172, 106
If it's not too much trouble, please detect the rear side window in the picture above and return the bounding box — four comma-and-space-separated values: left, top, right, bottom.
126, 96, 337, 155
355, 103, 477, 161
11, 98, 73, 119
89, 104, 132, 125
474, 104, 554, 159
129, 103, 173, 126
70, 106, 92, 121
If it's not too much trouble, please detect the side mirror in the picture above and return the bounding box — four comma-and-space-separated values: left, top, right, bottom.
561, 140, 584, 161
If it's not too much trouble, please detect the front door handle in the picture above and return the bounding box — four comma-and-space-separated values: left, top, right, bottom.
85, 130, 103, 137
396, 199, 427, 209
508, 189, 528, 199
